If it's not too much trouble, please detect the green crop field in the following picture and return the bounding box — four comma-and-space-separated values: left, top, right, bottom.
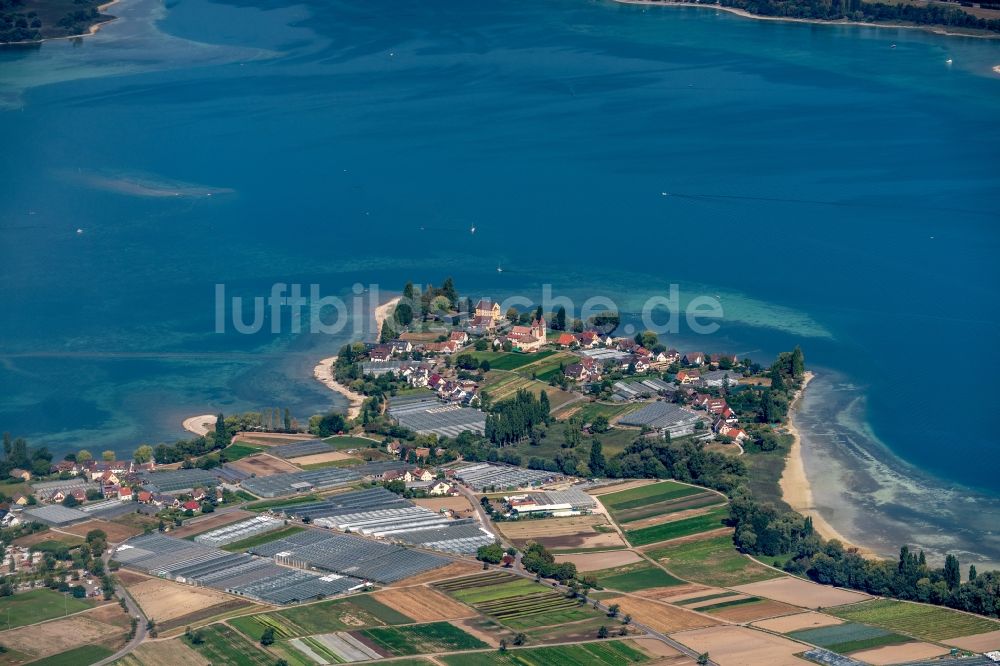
645, 534, 782, 586
625, 507, 729, 546
439, 639, 651, 666
610, 491, 725, 525
789, 622, 911, 654
223, 443, 263, 461
436, 572, 599, 629
230, 594, 411, 639
28, 644, 115, 666
590, 561, 684, 592
829, 599, 1000, 641
324, 435, 381, 450
187, 624, 273, 666
221, 525, 306, 552
696, 597, 762, 612
360, 621, 487, 656
245, 495, 322, 512
468, 351, 556, 371
0, 588, 94, 628
601, 481, 705, 513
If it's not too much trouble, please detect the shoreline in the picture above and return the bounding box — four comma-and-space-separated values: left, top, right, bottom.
0, 0, 122, 47
312, 295, 402, 421
780, 371, 872, 553
181, 413, 217, 437
614, 0, 1000, 41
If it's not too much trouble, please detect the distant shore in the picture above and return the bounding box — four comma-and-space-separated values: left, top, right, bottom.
614, 0, 1000, 40
182, 413, 217, 437
312, 295, 401, 420
780, 372, 871, 553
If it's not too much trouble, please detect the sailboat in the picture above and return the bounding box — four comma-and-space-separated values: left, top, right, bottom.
496, 263, 504, 273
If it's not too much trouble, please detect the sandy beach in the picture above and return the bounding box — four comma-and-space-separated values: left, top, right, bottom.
182, 413, 217, 436
615, 0, 1000, 40
312, 295, 402, 421
780, 372, 869, 552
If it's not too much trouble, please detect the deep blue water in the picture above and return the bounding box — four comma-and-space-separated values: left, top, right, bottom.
1, 0, 998, 559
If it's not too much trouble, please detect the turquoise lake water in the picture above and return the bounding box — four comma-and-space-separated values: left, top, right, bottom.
1, 0, 998, 563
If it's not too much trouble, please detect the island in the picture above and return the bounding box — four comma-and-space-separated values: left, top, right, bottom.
0, 278, 996, 665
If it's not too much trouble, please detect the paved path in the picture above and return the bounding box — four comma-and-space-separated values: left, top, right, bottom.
93, 551, 148, 666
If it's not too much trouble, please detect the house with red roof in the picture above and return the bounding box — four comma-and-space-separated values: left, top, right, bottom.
556, 333, 576, 347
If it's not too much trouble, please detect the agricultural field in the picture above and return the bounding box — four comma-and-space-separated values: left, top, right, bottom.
523, 616, 640, 644
126, 577, 236, 623
588, 560, 684, 592
185, 624, 273, 666
389, 559, 482, 586
670, 625, 806, 666
496, 514, 626, 551
26, 645, 115, 666
0, 608, 127, 664
116, 638, 210, 666
360, 621, 487, 656
732, 577, 870, 609
222, 443, 264, 461
438, 639, 653, 666
13, 530, 83, 548
788, 622, 912, 654
645, 534, 782, 587
221, 525, 306, 552
168, 510, 256, 539
468, 350, 556, 371
829, 598, 1000, 641
372, 586, 476, 621
624, 507, 730, 546
670, 591, 798, 623
752, 611, 844, 633
324, 435, 382, 450
0, 588, 95, 628
554, 401, 642, 423
227, 453, 301, 477
599, 481, 715, 524
229, 594, 411, 639
553, 549, 643, 572
602, 595, 719, 633
435, 572, 600, 630
245, 495, 322, 512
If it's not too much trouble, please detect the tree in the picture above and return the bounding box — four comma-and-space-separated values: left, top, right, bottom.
283, 408, 292, 431
969, 564, 977, 581
498, 639, 508, 652
260, 626, 275, 646
597, 625, 609, 639
944, 554, 961, 589
394, 302, 413, 327
61, 495, 79, 508
101, 450, 115, 461
554, 306, 567, 331
591, 415, 609, 433
698, 653, 709, 666
215, 412, 227, 443
476, 542, 504, 564
513, 632, 526, 645
622, 613, 632, 625
380, 320, 393, 343
506, 307, 519, 324
133, 445, 154, 464
607, 603, 620, 618
74, 449, 90, 464
441, 277, 458, 304
589, 440, 606, 476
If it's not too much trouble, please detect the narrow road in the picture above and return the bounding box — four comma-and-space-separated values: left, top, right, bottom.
94, 549, 149, 666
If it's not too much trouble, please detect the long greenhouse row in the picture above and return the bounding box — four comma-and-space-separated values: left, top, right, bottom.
273, 487, 495, 554
112, 533, 365, 604
250, 529, 449, 584
453, 462, 557, 491
193, 515, 286, 547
